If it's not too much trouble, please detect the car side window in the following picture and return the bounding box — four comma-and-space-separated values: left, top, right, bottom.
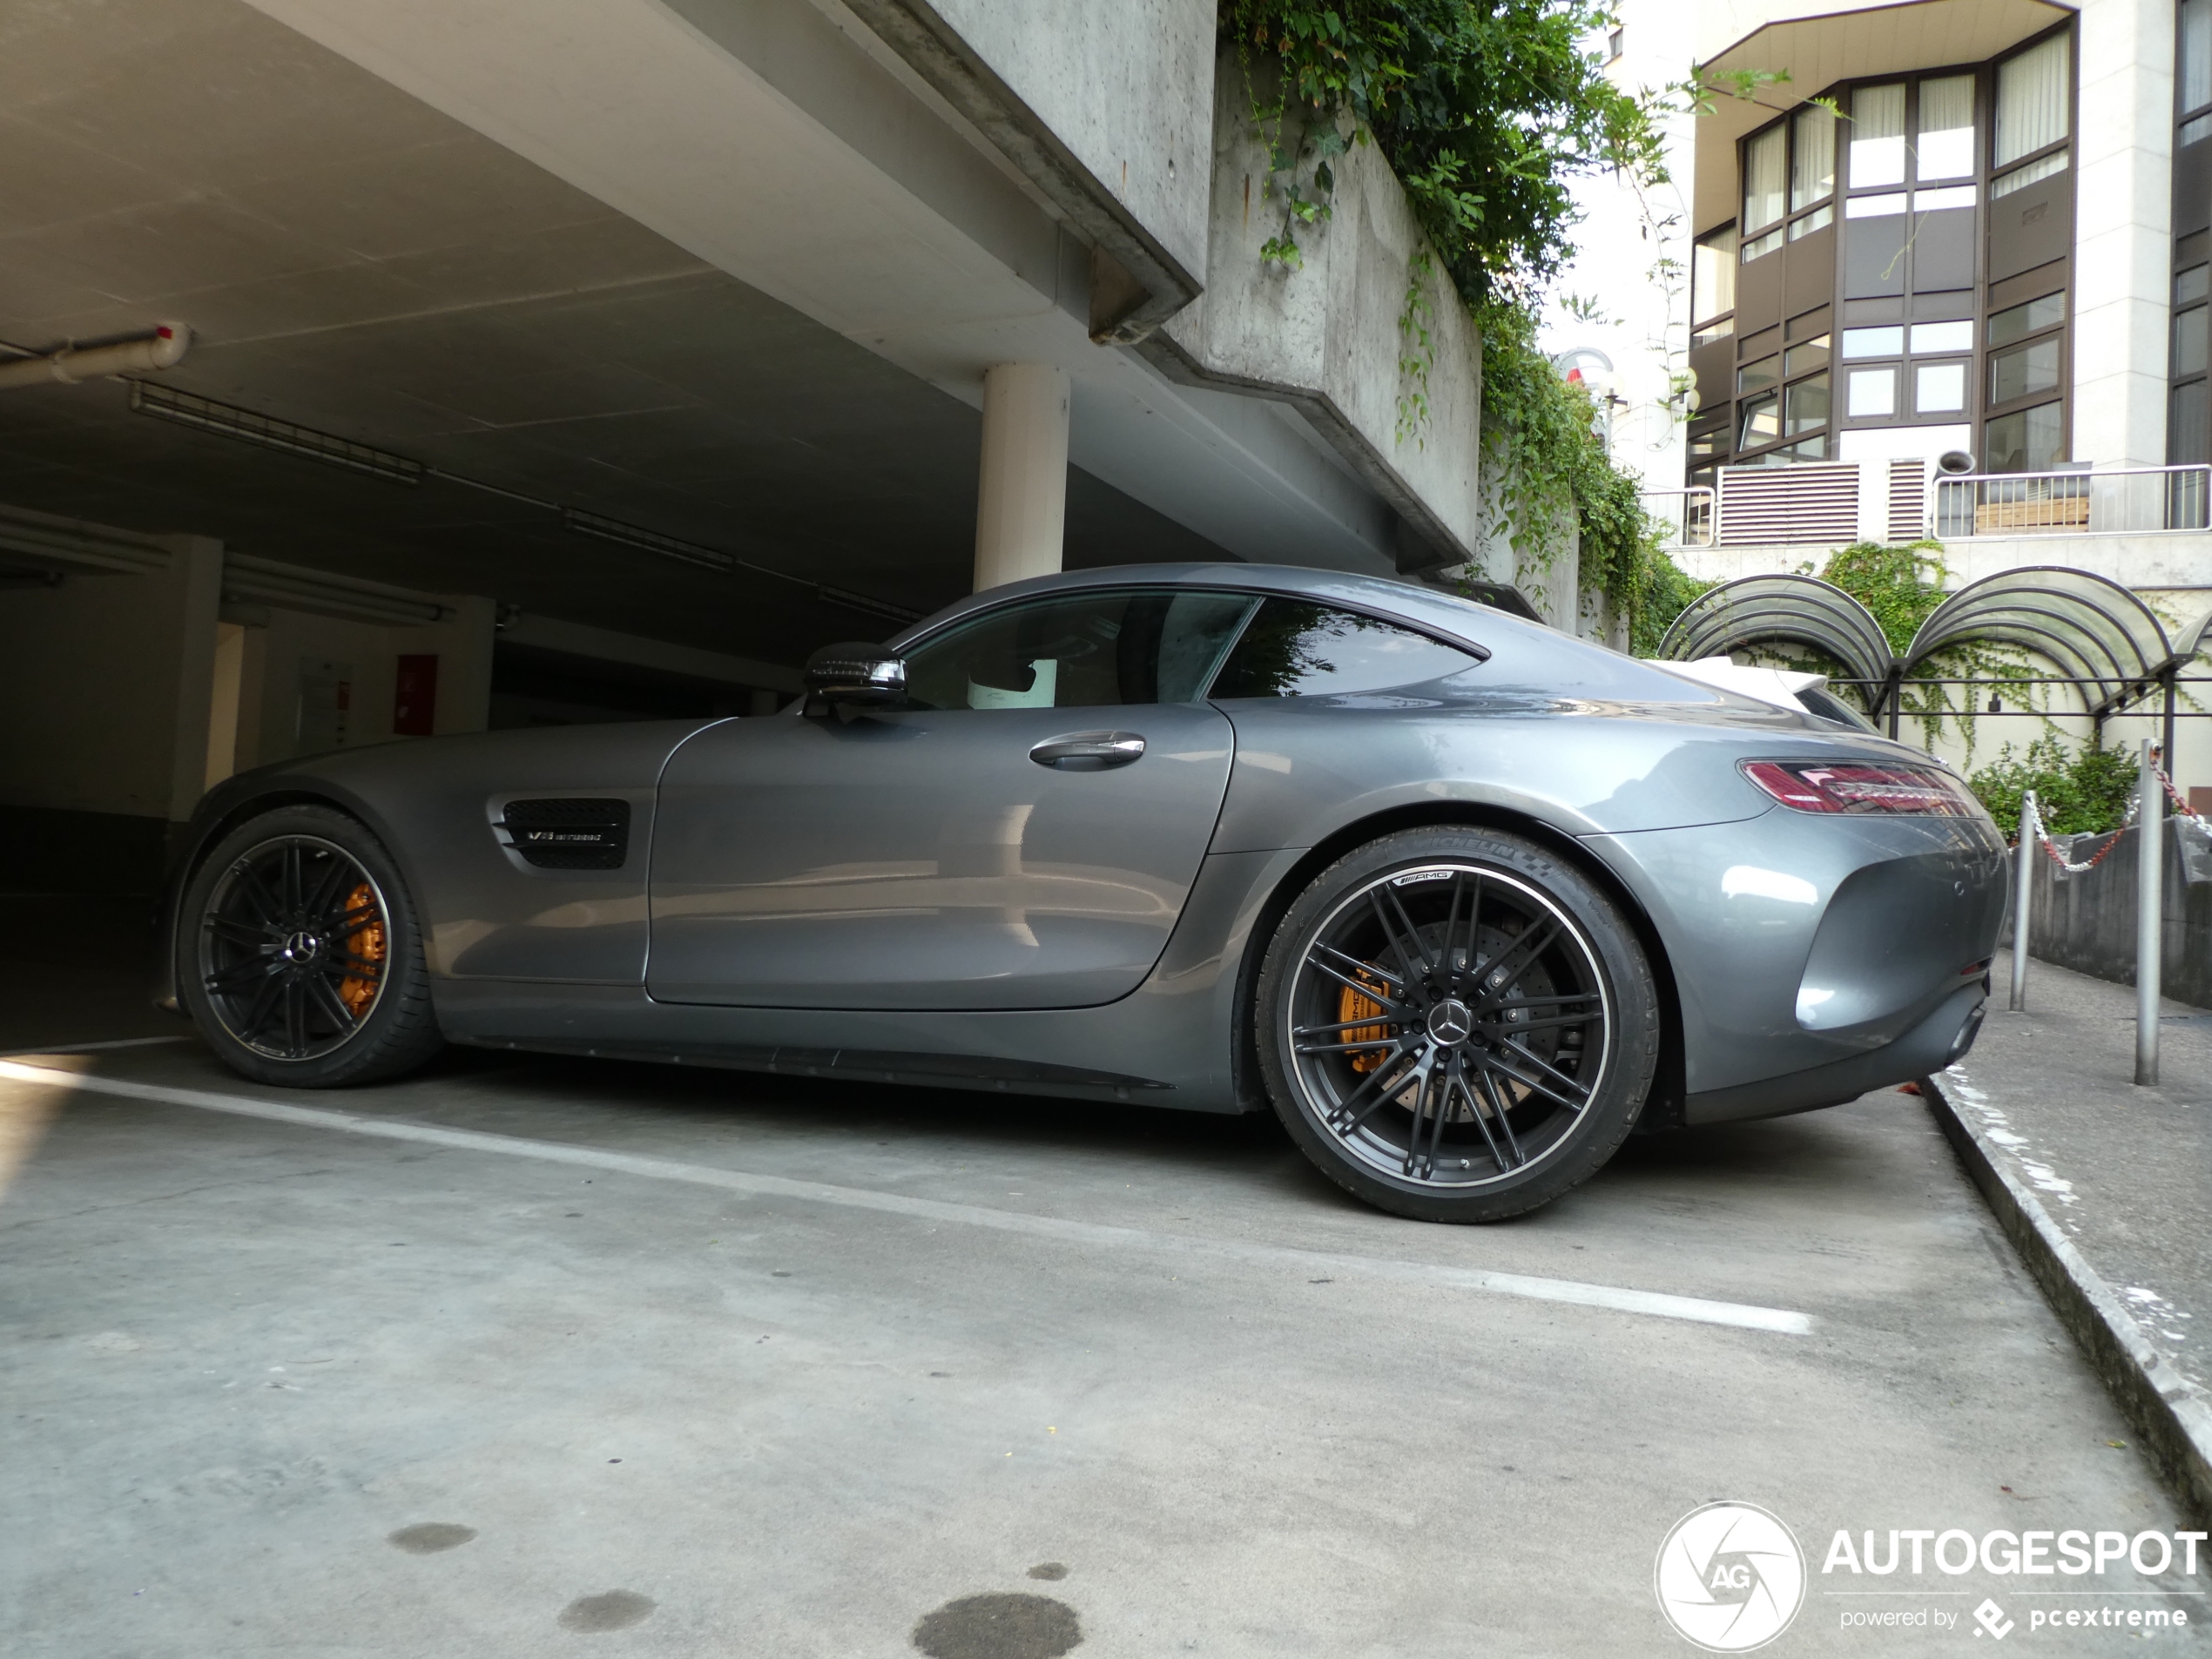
1206, 598, 1481, 698
900, 589, 1257, 711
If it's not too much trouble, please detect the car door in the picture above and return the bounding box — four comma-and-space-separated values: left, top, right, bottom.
646, 586, 1255, 1010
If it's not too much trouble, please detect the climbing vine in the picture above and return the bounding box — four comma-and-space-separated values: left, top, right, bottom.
1220, 1, 1703, 614
1792, 542, 2047, 753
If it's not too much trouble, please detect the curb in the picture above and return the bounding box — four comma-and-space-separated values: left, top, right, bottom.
1923, 1069, 2212, 1526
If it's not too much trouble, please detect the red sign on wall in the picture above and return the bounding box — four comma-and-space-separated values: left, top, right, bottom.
394, 653, 439, 737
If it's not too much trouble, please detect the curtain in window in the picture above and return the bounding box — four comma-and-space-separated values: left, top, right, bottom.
1916, 76, 1975, 179
1693, 226, 1737, 320
1743, 125, 1786, 233
1996, 34, 2069, 165
1791, 105, 1835, 208
1850, 84, 1906, 187
2184, 0, 2212, 115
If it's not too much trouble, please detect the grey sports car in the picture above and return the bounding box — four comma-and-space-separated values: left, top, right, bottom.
157, 563, 2006, 1222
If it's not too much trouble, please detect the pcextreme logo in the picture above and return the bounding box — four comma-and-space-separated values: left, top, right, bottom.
1655, 1502, 1808, 1652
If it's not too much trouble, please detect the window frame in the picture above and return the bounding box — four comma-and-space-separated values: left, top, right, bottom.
892, 586, 1494, 711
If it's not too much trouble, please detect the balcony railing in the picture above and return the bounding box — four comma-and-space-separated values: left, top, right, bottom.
1641, 486, 1716, 548
1931, 465, 2211, 537
1652, 462, 2212, 548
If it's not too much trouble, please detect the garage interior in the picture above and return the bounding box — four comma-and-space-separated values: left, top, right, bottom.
0, 0, 1239, 899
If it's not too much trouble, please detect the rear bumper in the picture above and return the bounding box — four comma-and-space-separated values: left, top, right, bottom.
1584, 808, 2006, 1114
1683, 981, 1986, 1125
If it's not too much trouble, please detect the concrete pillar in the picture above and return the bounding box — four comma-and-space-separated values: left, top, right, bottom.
2072, 0, 2173, 468
164, 536, 223, 826
974, 363, 1070, 592
432, 594, 497, 735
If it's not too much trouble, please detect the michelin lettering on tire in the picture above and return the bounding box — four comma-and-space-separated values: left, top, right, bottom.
1654, 1501, 1805, 1652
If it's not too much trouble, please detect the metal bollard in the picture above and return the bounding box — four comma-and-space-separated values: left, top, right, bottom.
2009, 791, 2036, 1012
2136, 740, 2163, 1086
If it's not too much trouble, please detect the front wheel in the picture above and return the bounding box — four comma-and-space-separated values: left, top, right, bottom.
1255, 826, 1660, 1223
178, 804, 445, 1087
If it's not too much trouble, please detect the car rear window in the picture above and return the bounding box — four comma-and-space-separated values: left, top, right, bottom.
1206, 598, 1481, 699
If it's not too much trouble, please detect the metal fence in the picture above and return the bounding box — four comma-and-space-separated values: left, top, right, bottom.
1640, 486, 1716, 548
1932, 463, 2212, 538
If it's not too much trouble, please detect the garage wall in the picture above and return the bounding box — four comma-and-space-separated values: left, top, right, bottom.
0, 539, 219, 823
226, 597, 494, 777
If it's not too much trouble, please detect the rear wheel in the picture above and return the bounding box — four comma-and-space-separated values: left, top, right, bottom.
1255, 826, 1660, 1223
179, 805, 444, 1087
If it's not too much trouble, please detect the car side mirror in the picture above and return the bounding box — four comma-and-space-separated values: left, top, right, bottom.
803, 642, 907, 714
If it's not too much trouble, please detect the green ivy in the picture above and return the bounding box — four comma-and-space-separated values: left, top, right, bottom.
1816, 541, 1948, 654
1967, 735, 2138, 839
1220, 1, 1697, 620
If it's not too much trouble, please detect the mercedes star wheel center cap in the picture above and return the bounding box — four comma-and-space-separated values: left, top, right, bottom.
1426, 998, 1474, 1046
281, 931, 321, 964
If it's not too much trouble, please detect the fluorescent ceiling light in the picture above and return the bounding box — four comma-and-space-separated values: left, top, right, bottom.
130, 381, 425, 484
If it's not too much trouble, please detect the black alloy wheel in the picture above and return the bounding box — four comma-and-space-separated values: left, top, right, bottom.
1257, 826, 1660, 1223
180, 805, 444, 1087
199, 834, 389, 1060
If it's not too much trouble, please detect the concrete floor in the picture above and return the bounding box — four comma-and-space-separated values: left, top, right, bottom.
3, 1035, 2207, 1656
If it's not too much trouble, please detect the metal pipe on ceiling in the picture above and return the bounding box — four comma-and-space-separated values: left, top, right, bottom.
0, 322, 189, 391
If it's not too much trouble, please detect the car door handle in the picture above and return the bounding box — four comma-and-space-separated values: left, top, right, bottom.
1028, 731, 1146, 770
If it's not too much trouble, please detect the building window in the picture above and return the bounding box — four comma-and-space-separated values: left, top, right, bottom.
1790, 105, 1836, 235
1915, 362, 1968, 414
1784, 374, 1831, 434
1848, 368, 1898, 417
1692, 224, 1737, 342
1988, 292, 2063, 347
1842, 326, 1904, 358
1739, 394, 1781, 448
1917, 76, 1977, 179
2184, 0, 2212, 145
1993, 33, 2069, 196
1851, 84, 1907, 187
1985, 403, 2065, 471
1983, 282, 2066, 469
2175, 260, 2210, 465
1743, 125, 1787, 260
1912, 320, 1974, 354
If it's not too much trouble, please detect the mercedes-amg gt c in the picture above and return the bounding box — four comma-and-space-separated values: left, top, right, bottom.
158, 563, 2006, 1222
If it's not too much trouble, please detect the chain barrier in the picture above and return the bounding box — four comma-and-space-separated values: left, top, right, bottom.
2019, 748, 2205, 876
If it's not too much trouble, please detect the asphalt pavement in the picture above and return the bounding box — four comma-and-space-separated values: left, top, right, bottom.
3, 1028, 2206, 1656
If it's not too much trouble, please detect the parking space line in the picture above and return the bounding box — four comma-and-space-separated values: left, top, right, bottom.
0, 1036, 190, 1057
0, 1058, 1815, 1337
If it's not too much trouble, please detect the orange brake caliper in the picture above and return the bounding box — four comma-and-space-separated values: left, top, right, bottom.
337, 883, 387, 1016
1338, 972, 1391, 1073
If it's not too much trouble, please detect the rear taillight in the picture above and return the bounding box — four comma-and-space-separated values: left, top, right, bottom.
1741, 759, 1979, 816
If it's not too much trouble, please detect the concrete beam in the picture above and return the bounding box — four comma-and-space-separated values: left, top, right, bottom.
1151, 50, 1485, 570
240, 0, 1408, 577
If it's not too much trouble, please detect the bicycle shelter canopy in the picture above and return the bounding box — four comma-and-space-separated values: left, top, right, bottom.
1656, 575, 1896, 689
1655, 569, 2212, 742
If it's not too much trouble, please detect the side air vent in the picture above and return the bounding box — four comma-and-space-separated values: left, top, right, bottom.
496, 798, 631, 870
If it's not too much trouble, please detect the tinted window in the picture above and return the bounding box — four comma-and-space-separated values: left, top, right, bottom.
1796, 685, 1875, 730
901, 589, 1255, 711
1207, 599, 1480, 699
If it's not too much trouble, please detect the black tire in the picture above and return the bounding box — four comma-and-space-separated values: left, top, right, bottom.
178, 804, 445, 1087
1255, 826, 1660, 1223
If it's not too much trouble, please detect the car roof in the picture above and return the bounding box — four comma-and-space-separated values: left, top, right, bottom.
890, 562, 1556, 658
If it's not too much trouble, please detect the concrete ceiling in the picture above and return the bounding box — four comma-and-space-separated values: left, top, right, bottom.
0, 0, 1231, 663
